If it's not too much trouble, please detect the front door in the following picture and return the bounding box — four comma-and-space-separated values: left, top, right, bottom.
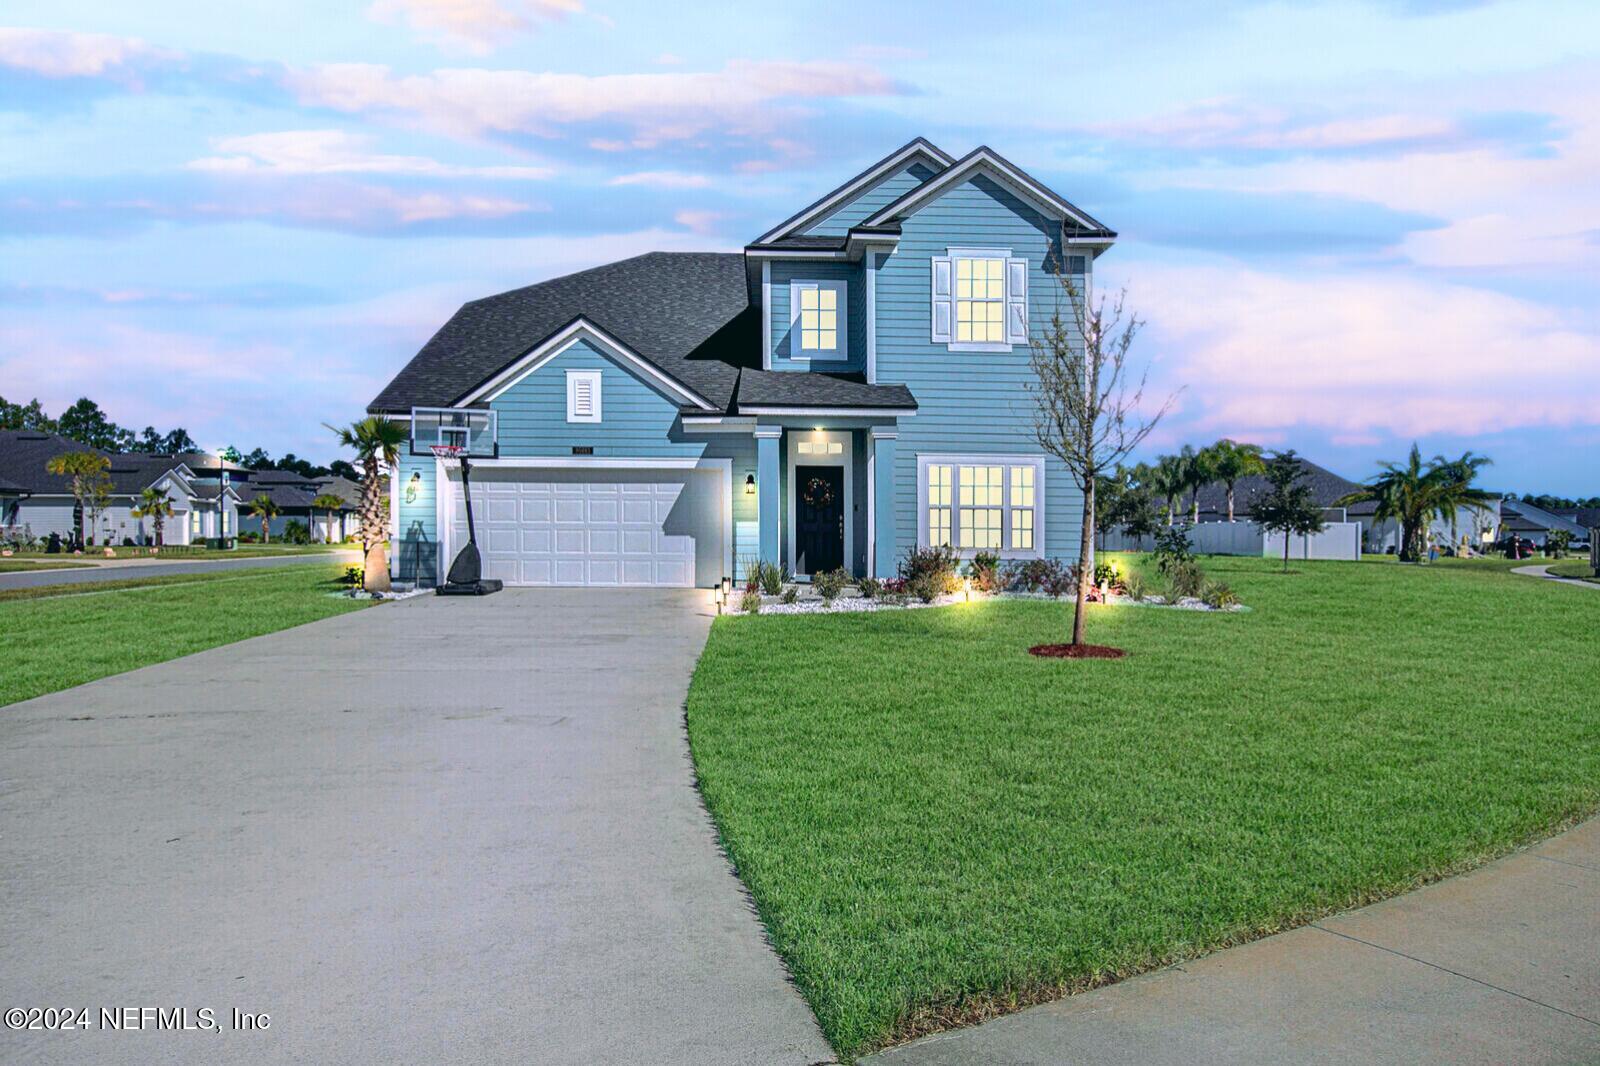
794, 465, 844, 575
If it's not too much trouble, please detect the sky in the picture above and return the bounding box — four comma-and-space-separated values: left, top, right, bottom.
1, 0, 1597, 493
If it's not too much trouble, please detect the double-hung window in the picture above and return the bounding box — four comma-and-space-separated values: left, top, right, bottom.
789, 280, 847, 360
930, 248, 1029, 351
955, 256, 1005, 344
918, 455, 1045, 557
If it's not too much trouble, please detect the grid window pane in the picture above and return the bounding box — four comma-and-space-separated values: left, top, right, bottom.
798, 284, 841, 353
801, 288, 818, 310
1010, 465, 1034, 507
929, 507, 952, 547
1012, 507, 1033, 550
928, 465, 952, 507
820, 288, 835, 310
961, 508, 1002, 548
954, 258, 1005, 344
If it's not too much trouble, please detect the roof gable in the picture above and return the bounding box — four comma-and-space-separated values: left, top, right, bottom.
753, 138, 955, 245
861, 146, 1114, 239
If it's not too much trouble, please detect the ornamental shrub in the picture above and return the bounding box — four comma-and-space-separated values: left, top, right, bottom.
858, 576, 882, 600
900, 544, 959, 593
740, 591, 762, 614
1042, 560, 1078, 599
1167, 560, 1207, 599
814, 568, 850, 602
1152, 524, 1194, 575
908, 572, 942, 603
1202, 579, 1240, 609
965, 550, 1001, 592
781, 585, 799, 604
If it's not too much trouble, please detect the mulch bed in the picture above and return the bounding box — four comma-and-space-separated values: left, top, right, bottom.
1028, 643, 1126, 660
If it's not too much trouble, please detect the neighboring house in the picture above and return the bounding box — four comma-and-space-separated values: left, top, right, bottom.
1553, 506, 1600, 534
371, 139, 1114, 588
235, 469, 359, 541
0, 473, 27, 527
1498, 498, 1590, 548
0, 432, 242, 545
1188, 458, 1363, 524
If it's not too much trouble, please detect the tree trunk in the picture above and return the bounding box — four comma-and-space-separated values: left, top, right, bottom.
1191, 496, 1199, 523
364, 542, 391, 593
1226, 484, 1235, 523
1283, 530, 1291, 572
1073, 481, 1095, 646
359, 455, 390, 593
262, 516, 271, 544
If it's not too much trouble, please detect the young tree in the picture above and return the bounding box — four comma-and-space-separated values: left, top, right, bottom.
131, 486, 174, 546
311, 492, 347, 543
0, 395, 57, 432
1028, 277, 1176, 647
1255, 450, 1327, 571
1175, 443, 1213, 523
1206, 439, 1266, 522
329, 416, 408, 593
44, 450, 112, 547
246, 494, 281, 543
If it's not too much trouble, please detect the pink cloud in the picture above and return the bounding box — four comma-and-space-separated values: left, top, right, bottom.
0, 27, 176, 80
188, 129, 552, 179
1093, 100, 1461, 152
366, 0, 584, 54
286, 59, 905, 144
1121, 263, 1600, 442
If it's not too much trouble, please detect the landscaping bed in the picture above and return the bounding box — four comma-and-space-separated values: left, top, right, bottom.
687, 553, 1600, 1058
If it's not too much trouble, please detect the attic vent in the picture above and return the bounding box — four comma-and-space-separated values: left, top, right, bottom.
566, 370, 602, 424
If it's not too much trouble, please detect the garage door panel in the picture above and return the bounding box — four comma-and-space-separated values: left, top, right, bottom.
447, 468, 719, 588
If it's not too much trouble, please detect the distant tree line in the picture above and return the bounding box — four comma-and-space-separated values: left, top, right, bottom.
1, 394, 354, 480
1503, 493, 1600, 511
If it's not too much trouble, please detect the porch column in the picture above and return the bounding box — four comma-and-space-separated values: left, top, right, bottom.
756, 427, 782, 564
870, 427, 898, 579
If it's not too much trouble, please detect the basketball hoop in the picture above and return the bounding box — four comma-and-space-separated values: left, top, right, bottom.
429, 444, 466, 460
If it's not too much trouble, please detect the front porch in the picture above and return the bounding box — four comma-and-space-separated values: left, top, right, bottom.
744, 419, 900, 580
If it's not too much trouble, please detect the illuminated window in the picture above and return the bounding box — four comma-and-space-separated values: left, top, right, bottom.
955, 257, 1005, 344
797, 440, 843, 456
920, 456, 1045, 557
789, 280, 847, 359
927, 464, 952, 548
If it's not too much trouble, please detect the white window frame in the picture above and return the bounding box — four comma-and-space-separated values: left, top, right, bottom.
916, 453, 1046, 559
565, 369, 602, 424
788, 279, 848, 361
933, 246, 1029, 353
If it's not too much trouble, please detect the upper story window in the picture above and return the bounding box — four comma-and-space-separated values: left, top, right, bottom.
955, 256, 1006, 344
789, 280, 847, 360
566, 369, 602, 423
931, 247, 1030, 353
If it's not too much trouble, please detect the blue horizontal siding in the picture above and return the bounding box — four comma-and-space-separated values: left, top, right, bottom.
767, 260, 864, 373
875, 173, 1088, 564
805, 160, 938, 237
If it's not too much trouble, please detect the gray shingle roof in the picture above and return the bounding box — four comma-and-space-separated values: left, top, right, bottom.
236, 471, 357, 512
1500, 498, 1589, 536
0, 431, 175, 496
745, 235, 850, 252
368, 252, 751, 414
733, 369, 916, 411
1192, 458, 1364, 518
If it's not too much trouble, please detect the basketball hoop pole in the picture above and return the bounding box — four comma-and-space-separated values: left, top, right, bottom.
431, 443, 500, 595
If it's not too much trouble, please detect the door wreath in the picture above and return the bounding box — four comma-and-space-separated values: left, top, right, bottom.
802, 477, 835, 508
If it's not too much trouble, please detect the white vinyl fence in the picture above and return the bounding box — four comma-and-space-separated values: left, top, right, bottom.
1100, 521, 1362, 561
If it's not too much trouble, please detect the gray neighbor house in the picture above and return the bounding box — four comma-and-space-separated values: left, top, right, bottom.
0, 430, 358, 546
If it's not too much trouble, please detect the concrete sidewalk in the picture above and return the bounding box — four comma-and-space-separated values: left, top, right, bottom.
0, 549, 359, 590
1513, 563, 1600, 590
869, 820, 1600, 1065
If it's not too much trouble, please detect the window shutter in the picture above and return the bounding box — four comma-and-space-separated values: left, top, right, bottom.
1005, 257, 1028, 345
789, 281, 806, 357
930, 256, 953, 343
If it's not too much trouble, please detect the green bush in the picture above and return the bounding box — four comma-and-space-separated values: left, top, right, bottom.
858, 576, 882, 600
814, 567, 850, 602
966, 550, 1001, 592
1202, 580, 1240, 609
1153, 525, 1194, 575
341, 565, 363, 587
900, 544, 960, 594
781, 585, 799, 605
1167, 560, 1207, 599
283, 519, 311, 545
1121, 571, 1148, 601
908, 572, 943, 603
740, 591, 762, 614
1043, 561, 1078, 599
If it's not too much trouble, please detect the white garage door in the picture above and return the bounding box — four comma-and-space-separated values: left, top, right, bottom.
447, 468, 723, 587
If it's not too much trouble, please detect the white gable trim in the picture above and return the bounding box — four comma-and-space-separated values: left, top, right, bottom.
461, 318, 715, 410
754, 140, 955, 245
862, 149, 1107, 233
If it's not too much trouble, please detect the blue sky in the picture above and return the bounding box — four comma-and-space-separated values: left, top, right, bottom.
2, 0, 1597, 492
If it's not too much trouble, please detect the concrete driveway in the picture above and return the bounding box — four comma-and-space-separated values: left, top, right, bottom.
0, 590, 831, 1065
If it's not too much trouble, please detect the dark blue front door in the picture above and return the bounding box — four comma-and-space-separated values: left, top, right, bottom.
794, 465, 844, 575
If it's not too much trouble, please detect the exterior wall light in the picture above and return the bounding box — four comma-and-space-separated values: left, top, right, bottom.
405, 471, 421, 504
745, 473, 756, 495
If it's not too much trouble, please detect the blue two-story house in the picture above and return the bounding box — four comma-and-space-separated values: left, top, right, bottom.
369, 139, 1115, 588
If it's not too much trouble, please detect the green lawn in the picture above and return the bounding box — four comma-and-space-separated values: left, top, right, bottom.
686, 554, 1600, 1058
1547, 559, 1600, 583
0, 559, 94, 572
0, 565, 370, 707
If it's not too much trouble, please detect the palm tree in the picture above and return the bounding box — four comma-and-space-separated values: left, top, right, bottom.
311, 492, 347, 544
1336, 444, 1495, 562
246, 494, 281, 543
1148, 454, 1186, 526
131, 486, 174, 546
329, 416, 408, 593
1206, 439, 1266, 523
1175, 444, 1212, 523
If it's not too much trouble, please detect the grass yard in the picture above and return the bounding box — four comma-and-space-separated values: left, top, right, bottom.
0, 565, 369, 707
1547, 558, 1600, 583
0, 559, 94, 573
686, 554, 1600, 1058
